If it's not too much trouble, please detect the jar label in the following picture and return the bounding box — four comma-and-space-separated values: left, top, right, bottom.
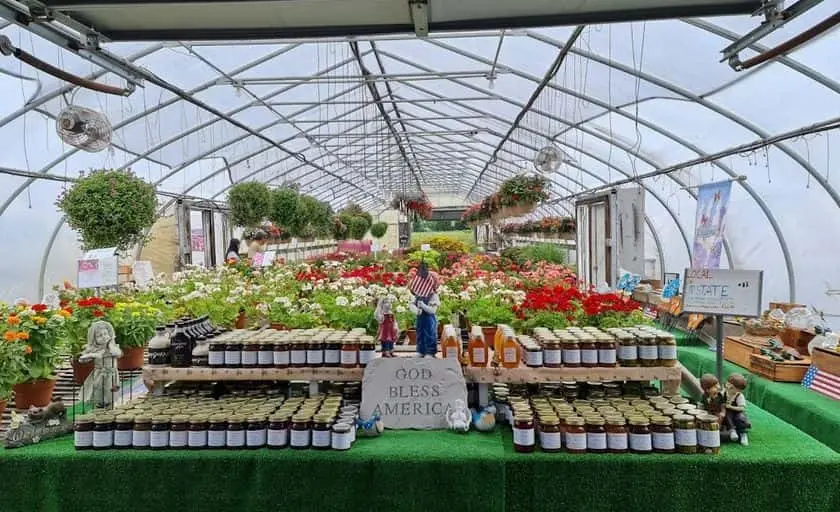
503, 347, 517, 363
291, 350, 307, 365
307, 349, 324, 365
562, 348, 581, 364
324, 349, 341, 364
169, 430, 188, 448
290, 429, 311, 447
208, 350, 225, 366
472, 348, 486, 364
587, 432, 607, 450
331, 431, 352, 450
658, 345, 677, 360
675, 428, 697, 446
132, 430, 150, 447
188, 430, 207, 447
607, 432, 628, 450
565, 432, 587, 451
629, 433, 652, 452
93, 430, 113, 448
224, 350, 241, 366
539, 431, 562, 450
359, 349, 375, 364
697, 429, 721, 448
581, 349, 598, 365
512, 427, 535, 447
226, 430, 245, 447
544, 349, 562, 365
241, 351, 258, 366
340, 350, 357, 365
207, 430, 226, 448
652, 432, 675, 450
273, 350, 290, 366
74, 430, 93, 448
247, 429, 267, 447
639, 345, 658, 360
114, 430, 133, 447
618, 345, 638, 361
150, 430, 169, 448
268, 428, 289, 447
258, 350, 274, 365
148, 348, 170, 366
312, 430, 331, 447
598, 348, 617, 364
526, 351, 543, 367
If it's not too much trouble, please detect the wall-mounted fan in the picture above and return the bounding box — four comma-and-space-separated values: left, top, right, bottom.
56, 105, 113, 153
533, 145, 562, 174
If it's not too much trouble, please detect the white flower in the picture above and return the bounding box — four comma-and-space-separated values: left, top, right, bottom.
458, 291, 471, 301
226, 296, 238, 304
335, 296, 349, 307
256, 303, 269, 314
302, 283, 312, 291
396, 305, 406, 313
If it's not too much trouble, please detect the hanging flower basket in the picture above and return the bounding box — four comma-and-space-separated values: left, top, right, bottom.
498, 203, 535, 219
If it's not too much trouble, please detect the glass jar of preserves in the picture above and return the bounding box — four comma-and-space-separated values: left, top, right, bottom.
273, 338, 290, 368
597, 337, 618, 368
226, 416, 246, 449
561, 339, 581, 368
579, 335, 598, 368
657, 334, 678, 367
513, 415, 535, 453
674, 414, 698, 454
358, 337, 376, 367
637, 334, 659, 367
93, 415, 115, 450
585, 416, 607, 454
538, 416, 562, 453
169, 415, 189, 449
341, 340, 359, 368
543, 340, 563, 368
290, 339, 307, 368
312, 414, 333, 450
224, 340, 242, 368
246, 415, 267, 449
150, 416, 170, 450
241, 340, 260, 368
74, 415, 94, 450
628, 417, 653, 454
564, 416, 587, 454
324, 339, 342, 368
697, 414, 721, 455
207, 415, 227, 449
290, 414, 312, 449
113, 415, 134, 449
132, 415, 151, 449
258, 339, 274, 368
188, 416, 208, 449
617, 333, 638, 367
268, 414, 290, 449
331, 422, 353, 450
562, 381, 580, 402
306, 338, 324, 368
525, 344, 544, 368
605, 416, 628, 453
651, 416, 675, 454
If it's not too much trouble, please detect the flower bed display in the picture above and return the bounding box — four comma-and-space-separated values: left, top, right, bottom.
391, 193, 433, 220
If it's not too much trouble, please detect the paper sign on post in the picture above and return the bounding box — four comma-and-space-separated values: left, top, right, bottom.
251, 252, 265, 267
132, 261, 155, 287
77, 247, 119, 289
681, 268, 763, 317
261, 251, 276, 267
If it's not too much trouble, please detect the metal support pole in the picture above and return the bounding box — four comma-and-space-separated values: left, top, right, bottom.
715, 315, 725, 382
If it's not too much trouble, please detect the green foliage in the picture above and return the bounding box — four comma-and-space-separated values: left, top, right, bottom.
0, 337, 27, 399
347, 216, 370, 240
370, 222, 388, 239
56, 169, 157, 250
411, 230, 475, 251
332, 217, 348, 240
466, 297, 516, 327
413, 220, 468, 232
228, 182, 272, 228
404, 248, 441, 270
268, 187, 299, 228
516, 310, 569, 333
501, 243, 566, 265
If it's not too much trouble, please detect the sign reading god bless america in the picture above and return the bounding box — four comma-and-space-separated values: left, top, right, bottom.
361, 358, 467, 429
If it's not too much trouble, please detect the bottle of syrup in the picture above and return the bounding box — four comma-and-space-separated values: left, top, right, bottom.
468, 326, 488, 368
501, 327, 521, 369
441, 325, 460, 360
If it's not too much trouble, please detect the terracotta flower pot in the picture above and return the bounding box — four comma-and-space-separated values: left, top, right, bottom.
235, 311, 248, 329
118, 346, 146, 370
406, 328, 417, 345
13, 379, 56, 409
481, 327, 497, 345
71, 357, 95, 385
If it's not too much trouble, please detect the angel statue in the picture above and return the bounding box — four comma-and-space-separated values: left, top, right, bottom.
80, 320, 123, 408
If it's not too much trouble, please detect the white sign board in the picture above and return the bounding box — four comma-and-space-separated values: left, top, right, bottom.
361, 358, 467, 430
77, 247, 119, 289
261, 250, 276, 267
132, 261, 155, 287
420, 243, 431, 252
681, 268, 763, 317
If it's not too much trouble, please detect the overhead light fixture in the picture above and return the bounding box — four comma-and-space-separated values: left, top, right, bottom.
409, 0, 430, 38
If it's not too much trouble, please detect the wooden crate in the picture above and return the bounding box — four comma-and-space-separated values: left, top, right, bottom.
749, 354, 811, 382
778, 328, 815, 354
812, 347, 840, 376
724, 336, 772, 369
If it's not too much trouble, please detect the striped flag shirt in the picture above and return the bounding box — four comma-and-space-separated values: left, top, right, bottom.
409, 272, 439, 297
802, 365, 840, 401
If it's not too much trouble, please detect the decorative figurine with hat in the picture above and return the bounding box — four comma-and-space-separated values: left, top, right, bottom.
408, 260, 440, 358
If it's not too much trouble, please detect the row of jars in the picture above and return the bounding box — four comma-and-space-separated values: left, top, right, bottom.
510, 395, 720, 455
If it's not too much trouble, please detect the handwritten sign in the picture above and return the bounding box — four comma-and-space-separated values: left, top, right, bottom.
681, 268, 763, 317
77, 247, 118, 289
361, 358, 467, 430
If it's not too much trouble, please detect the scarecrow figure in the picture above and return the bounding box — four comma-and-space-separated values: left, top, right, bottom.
408, 261, 440, 358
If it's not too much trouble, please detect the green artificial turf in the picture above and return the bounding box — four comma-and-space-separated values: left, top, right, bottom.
678, 342, 840, 453
2, 402, 839, 512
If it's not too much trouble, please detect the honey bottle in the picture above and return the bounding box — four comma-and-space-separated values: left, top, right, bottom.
468, 326, 488, 368
442, 325, 461, 360
493, 324, 506, 359
501, 327, 521, 369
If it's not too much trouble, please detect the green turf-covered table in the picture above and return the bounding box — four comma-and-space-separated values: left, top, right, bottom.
2, 401, 839, 512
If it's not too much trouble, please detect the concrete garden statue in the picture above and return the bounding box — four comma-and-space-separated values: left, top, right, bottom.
80, 320, 122, 408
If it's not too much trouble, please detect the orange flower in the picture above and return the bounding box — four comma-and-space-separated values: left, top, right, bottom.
33, 316, 47, 325
16, 331, 29, 341
7, 315, 20, 326
58, 309, 72, 318
3, 331, 17, 342
24, 345, 32, 354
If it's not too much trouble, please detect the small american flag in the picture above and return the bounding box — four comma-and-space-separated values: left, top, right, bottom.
409, 272, 439, 297
802, 365, 840, 401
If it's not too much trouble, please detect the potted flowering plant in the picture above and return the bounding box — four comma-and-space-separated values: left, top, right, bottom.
60, 293, 110, 383
0, 326, 27, 417
108, 302, 163, 370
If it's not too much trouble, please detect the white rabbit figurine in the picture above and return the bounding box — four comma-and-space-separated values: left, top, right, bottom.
446, 399, 471, 433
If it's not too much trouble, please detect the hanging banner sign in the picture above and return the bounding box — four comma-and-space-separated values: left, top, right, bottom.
691, 180, 732, 268
681, 268, 763, 317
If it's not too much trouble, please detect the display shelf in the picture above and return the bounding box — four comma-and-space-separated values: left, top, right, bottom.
143, 366, 364, 383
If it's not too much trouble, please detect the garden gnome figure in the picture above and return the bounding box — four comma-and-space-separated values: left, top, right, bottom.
375, 297, 399, 358
408, 261, 440, 358
724, 373, 751, 446
700, 373, 725, 424
79, 320, 122, 408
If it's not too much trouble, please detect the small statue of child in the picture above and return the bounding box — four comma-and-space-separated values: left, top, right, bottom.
375, 297, 399, 358
724, 373, 751, 446
699, 373, 725, 424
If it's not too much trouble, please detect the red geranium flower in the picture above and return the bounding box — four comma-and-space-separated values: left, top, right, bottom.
32, 304, 48, 313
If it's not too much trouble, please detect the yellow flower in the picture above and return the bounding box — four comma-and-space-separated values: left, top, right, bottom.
58, 309, 72, 318
33, 316, 47, 325
131, 312, 141, 317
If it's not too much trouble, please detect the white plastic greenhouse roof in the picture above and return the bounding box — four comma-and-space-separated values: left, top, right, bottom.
1, 1, 840, 319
